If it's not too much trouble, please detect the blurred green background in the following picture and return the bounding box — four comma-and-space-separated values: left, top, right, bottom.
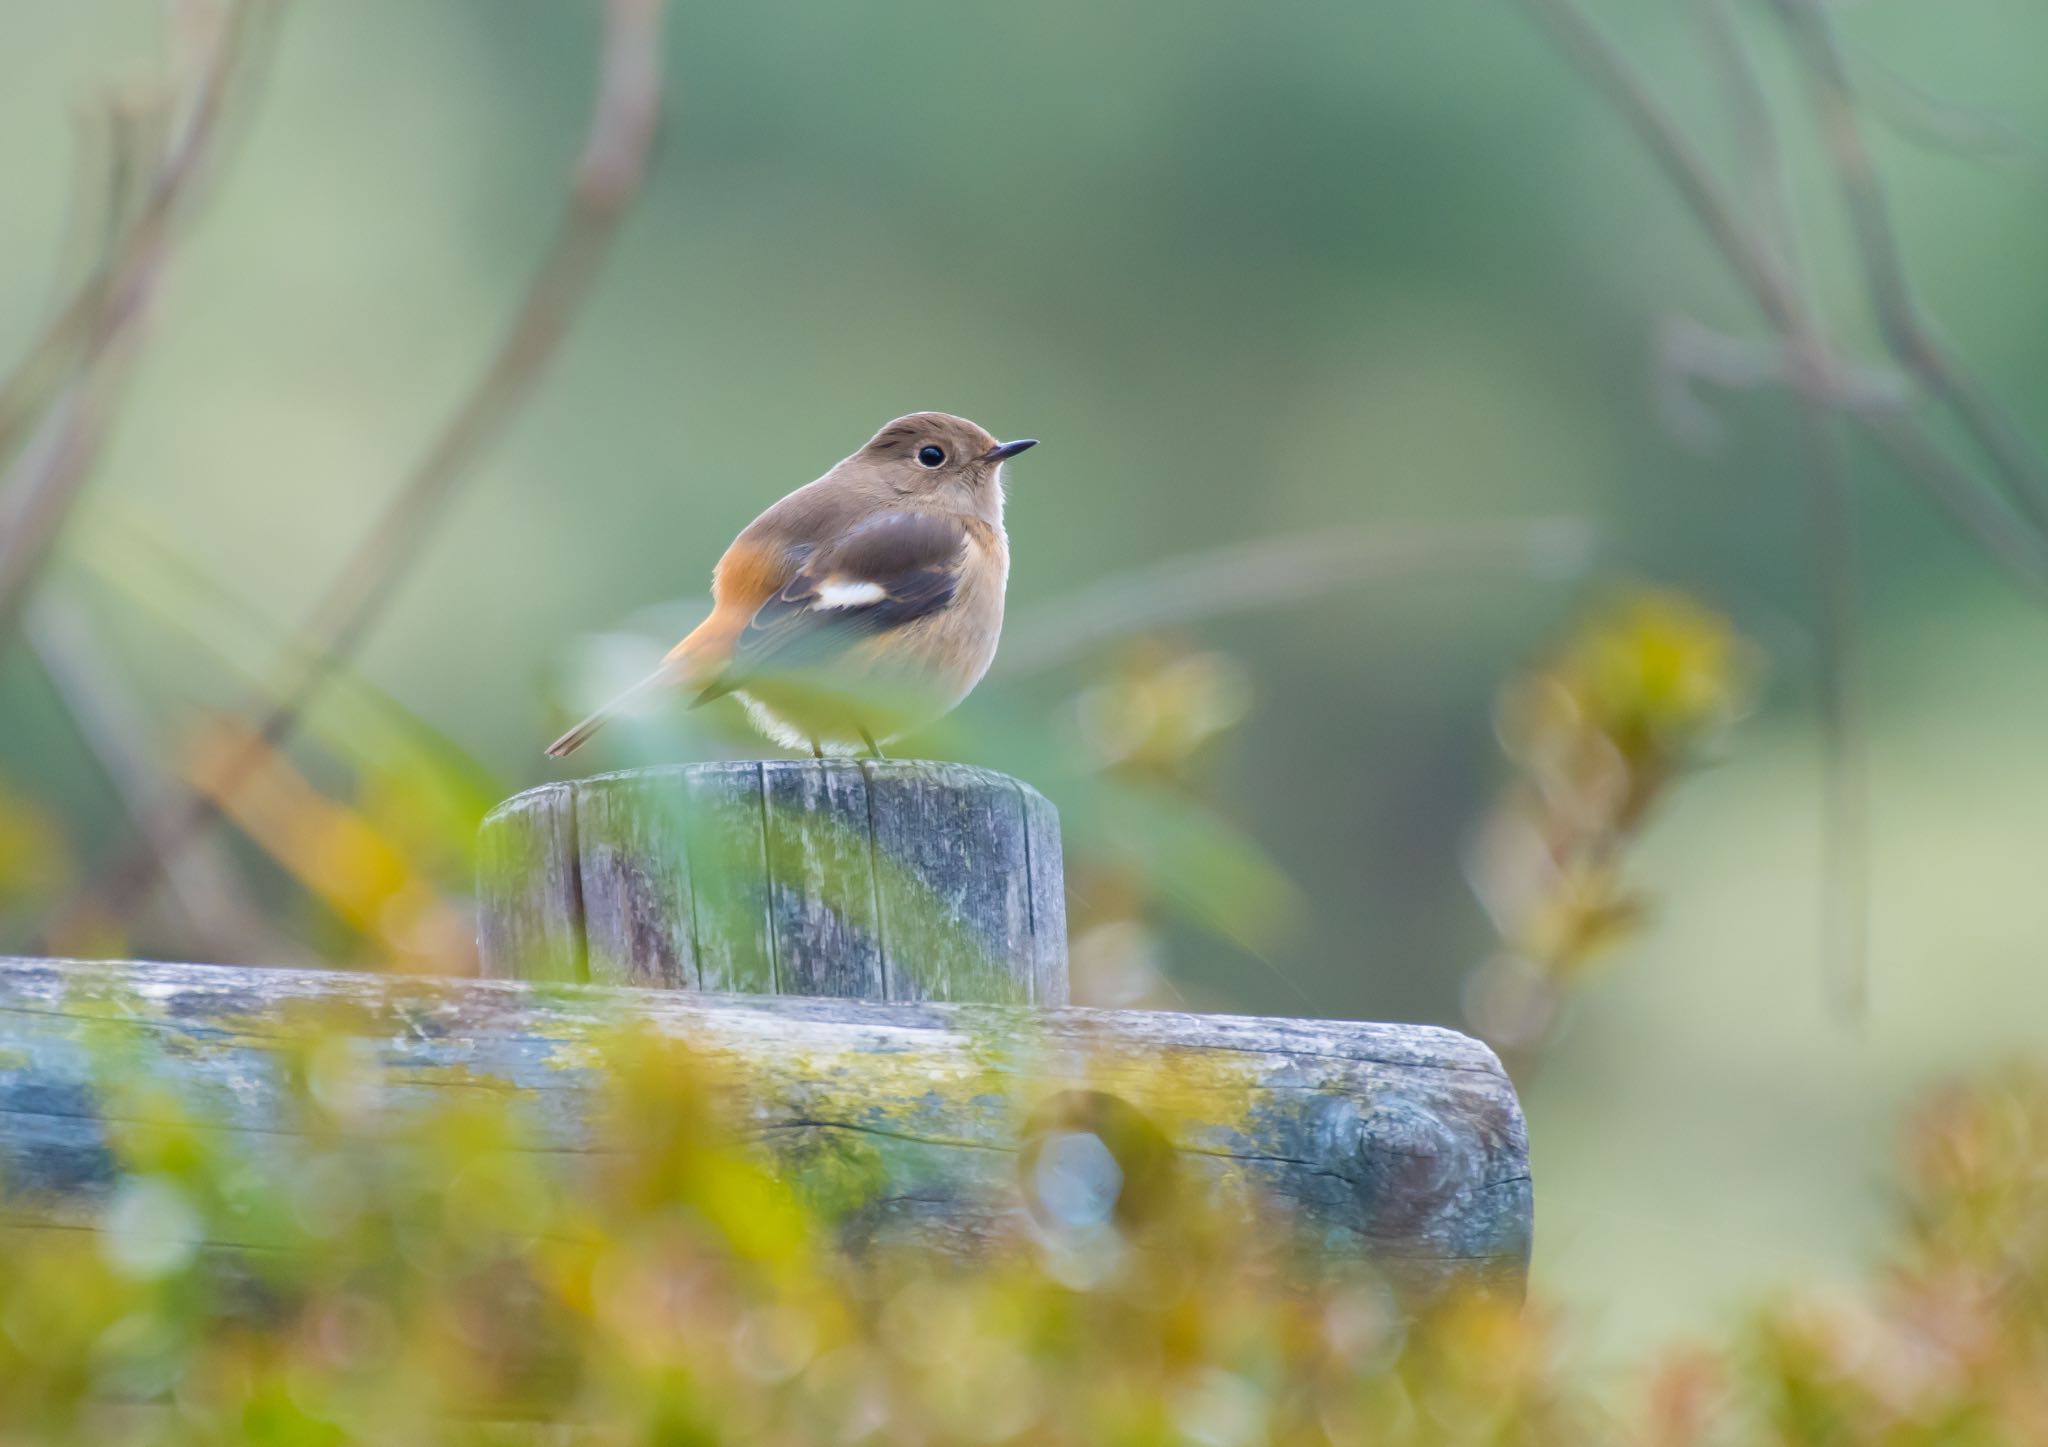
4, 0, 2047, 1364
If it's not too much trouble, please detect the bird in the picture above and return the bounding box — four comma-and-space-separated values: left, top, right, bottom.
545, 412, 1038, 761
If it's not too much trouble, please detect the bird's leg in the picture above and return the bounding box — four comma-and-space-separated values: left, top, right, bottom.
809, 739, 825, 760
859, 729, 887, 761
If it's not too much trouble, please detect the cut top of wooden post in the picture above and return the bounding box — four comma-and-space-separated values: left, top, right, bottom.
478, 761, 1068, 1005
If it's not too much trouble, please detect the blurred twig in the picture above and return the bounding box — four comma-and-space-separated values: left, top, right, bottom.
1769, 0, 2048, 535
1698, 0, 1866, 1015
240, 0, 665, 722
47, 89, 173, 321
998, 518, 1600, 676
1657, 318, 2048, 600
1519, 0, 1799, 333
0, 2, 267, 638
1695, 0, 1794, 280
1517, 0, 2048, 1015
1653, 316, 1909, 446
1793, 407, 1867, 1016
64, 0, 668, 935
1848, 45, 2048, 188
1860, 412, 2048, 597
1518, 0, 2048, 590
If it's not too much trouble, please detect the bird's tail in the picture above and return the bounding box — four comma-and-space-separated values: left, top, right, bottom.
540, 667, 675, 757
544, 625, 729, 759
543, 701, 625, 758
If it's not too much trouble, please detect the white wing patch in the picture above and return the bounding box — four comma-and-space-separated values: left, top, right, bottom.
813, 579, 887, 611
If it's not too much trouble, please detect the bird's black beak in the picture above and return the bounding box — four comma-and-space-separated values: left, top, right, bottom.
982, 438, 1038, 463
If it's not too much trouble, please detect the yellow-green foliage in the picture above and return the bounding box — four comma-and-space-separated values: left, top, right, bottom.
2, 1019, 2044, 1444
1466, 590, 1762, 1051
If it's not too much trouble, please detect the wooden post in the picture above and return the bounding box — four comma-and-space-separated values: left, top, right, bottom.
478, 761, 1068, 1005
0, 764, 1536, 1309
0, 958, 1532, 1305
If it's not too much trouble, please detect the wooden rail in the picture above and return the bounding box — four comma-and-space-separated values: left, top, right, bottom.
0, 956, 1531, 1303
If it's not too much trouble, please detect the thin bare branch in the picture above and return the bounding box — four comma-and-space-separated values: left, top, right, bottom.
1857, 414, 2048, 602
1517, 0, 1800, 334
0, 1, 264, 638
42, 89, 171, 319
70, 0, 669, 932
1524, 0, 1878, 1012
1790, 404, 1867, 1017
1517, 0, 2048, 598
1656, 316, 1908, 420
1695, 0, 1794, 260
1849, 45, 2048, 188
280, 1, 666, 685
1526, 0, 2048, 1010
1661, 317, 2048, 594
1692, 0, 1866, 1018
1771, 0, 2048, 533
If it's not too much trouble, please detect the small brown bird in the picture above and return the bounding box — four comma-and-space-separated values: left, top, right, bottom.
546, 412, 1038, 760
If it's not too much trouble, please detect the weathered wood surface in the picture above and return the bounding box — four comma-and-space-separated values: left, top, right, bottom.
480, 762, 1068, 1004
0, 957, 1530, 1303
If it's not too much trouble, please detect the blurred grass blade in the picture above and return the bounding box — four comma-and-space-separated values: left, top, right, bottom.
24, 593, 290, 962
999, 520, 1599, 676
182, 718, 473, 971
67, 510, 505, 865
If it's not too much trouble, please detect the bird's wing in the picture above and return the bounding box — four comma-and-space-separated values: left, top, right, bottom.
693, 510, 967, 704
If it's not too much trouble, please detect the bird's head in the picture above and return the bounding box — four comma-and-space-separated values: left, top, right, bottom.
855, 412, 1037, 512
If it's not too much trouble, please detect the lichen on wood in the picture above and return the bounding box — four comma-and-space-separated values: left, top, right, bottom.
0, 957, 1530, 1305
478, 762, 1069, 1005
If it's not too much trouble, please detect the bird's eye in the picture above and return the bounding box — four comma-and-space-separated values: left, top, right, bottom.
916, 445, 946, 468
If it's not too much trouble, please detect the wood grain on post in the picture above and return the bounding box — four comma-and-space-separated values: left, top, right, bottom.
0, 958, 1532, 1305
478, 761, 1068, 1005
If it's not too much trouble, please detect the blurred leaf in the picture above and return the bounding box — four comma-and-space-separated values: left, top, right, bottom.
70, 504, 506, 828
5, 1004, 2041, 1442
1467, 586, 1761, 1053
1066, 776, 1302, 958
182, 720, 473, 971
0, 773, 72, 931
